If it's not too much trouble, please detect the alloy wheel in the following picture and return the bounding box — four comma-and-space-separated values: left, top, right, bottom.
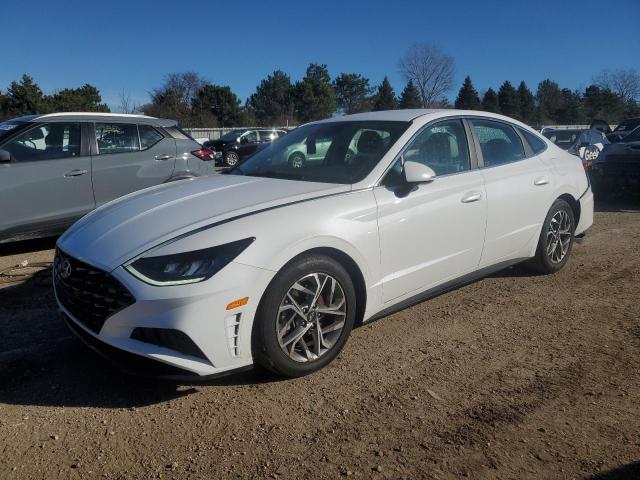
276, 273, 347, 363
546, 210, 572, 264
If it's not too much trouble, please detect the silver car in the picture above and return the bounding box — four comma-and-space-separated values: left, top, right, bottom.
0, 113, 215, 243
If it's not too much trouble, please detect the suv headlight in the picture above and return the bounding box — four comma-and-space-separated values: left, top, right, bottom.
124, 238, 254, 286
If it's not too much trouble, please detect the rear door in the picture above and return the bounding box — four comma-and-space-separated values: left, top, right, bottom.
470, 118, 554, 266
90, 123, 176, 206
0, 122, 94, 239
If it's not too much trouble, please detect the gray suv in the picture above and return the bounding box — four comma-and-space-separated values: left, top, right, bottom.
0, 113, 215, 243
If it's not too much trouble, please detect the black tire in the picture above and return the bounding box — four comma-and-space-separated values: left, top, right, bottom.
528, 199, 575, 274
252, 254, 356, 378
288, 152, 306, 168
225, 151, 240, 167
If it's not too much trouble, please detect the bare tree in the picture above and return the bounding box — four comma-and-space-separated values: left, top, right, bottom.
398, 44, 455, 108
594, 69, 640, 102
161, 71, 207, 107
118, 89, 138, 114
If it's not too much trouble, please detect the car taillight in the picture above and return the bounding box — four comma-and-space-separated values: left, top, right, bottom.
191, 148, 215, 161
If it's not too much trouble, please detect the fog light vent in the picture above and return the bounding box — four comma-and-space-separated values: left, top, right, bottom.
225, 313, 242, 357
130, 327, 209, 363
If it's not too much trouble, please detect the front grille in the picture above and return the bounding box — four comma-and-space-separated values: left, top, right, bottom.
54, 249, 135, 333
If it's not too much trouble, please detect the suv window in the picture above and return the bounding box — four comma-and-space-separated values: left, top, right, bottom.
403, 119, 470, 176
518, 128, 547, 154
241, 131, 258, 143
258, 130, 277, 142
473, 120, 525, 167
95, 123, 140, 154
139, 125, 164, 149
3, 123, 81, 162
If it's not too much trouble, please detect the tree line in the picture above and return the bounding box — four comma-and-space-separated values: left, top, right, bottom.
1, 42, 638, 127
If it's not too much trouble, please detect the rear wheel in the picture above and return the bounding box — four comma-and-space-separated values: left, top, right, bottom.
288, 152, 306, 168
529, 199, 575, 274
225, 151, 240, 167
252, 255, 356, 377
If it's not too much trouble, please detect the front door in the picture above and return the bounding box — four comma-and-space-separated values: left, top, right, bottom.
91, 123, 175, 206
237, 130, 259, 159
375, 119, 487, 302
0, 122, 94, 239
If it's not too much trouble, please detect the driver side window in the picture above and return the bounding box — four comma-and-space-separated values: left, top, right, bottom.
403, 120, 471, 175
4, 123, 81, 162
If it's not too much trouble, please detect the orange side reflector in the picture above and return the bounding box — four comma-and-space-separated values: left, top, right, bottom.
226, 296, 249, 310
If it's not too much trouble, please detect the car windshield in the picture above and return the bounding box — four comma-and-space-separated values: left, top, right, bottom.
614, 119, 640, 132
229, 121, 410, 184
220, 130, 244, 141
543, 129, 581, 150
0, 121, 26, 141
623, 126, 640, 142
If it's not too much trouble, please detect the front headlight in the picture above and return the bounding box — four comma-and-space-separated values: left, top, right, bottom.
124, 238, 254, 286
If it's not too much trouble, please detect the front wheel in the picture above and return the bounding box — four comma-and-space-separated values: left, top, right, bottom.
528, 199, 575, 274
252, 255, 356, 377
225, 151, 240, 167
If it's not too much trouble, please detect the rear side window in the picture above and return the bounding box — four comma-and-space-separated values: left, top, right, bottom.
139, 125, 164, 149
473, 120, 525, 167
95, 123, 140, 155
3, 123, 81, 162
518, 128, 547, 154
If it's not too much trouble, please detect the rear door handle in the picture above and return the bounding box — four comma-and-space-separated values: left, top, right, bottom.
64, 169, 88, 177
154, 154, 173, 161
534, 177, 550, 186
461, 191, 482, 203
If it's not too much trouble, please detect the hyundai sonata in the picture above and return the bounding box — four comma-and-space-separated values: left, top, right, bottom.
54, 110, 593, 378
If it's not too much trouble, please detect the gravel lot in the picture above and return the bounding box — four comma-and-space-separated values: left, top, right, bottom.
0, 201, 639, 480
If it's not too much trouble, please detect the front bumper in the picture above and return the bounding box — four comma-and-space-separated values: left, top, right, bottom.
55, 254, 276, 377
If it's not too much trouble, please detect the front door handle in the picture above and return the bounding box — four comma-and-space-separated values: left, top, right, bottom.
154, 154, 173, 161
64, 169, 88, 177
461, 191, 482, 203
534, 177, 550, 186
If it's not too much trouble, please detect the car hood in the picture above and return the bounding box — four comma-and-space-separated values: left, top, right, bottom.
58, 174, 351, 271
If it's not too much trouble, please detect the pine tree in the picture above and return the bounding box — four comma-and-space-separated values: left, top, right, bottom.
373, 77, 397, 111
333, 73, 372, 114
294, 64, 336, 122
454, 76, 481, 110
6, 74, 46, 116
498, 81, 520, 118
481, 88, 501, 113
398, 80, 422, 109
517, 81, 535, 124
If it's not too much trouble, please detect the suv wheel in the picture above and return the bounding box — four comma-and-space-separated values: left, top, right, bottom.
252, 254, 356, 377
288, 152, 306, 168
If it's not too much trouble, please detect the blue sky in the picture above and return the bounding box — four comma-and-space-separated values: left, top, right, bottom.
2, 0, 639, 110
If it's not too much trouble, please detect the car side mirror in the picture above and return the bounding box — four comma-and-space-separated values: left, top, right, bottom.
0, 149, 12, 163
404, 160, 436, 183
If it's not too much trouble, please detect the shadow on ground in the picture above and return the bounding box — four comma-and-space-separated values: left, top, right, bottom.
590, 461, 640, 480
0, 268, 281, 409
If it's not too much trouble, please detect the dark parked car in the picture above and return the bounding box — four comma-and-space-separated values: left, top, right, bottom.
204, 129, 287, 166
0, 113, 214, 243
542, 128, 608, 169
607, 117, 640, 143
590, 125, 640, 199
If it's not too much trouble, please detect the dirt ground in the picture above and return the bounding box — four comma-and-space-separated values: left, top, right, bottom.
0, 200, 638, 480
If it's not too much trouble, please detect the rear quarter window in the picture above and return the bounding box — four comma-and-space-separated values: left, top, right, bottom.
519, 128, 547, 154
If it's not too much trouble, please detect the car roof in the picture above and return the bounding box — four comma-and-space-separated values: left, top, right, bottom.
8, 112, 178, 127
310, 109, 538, 130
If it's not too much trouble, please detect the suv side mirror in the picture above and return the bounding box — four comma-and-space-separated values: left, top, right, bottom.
0, 149, 12, 163
404, 160, 436, 183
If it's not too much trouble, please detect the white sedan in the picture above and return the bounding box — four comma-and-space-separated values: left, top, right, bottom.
54, 110, 593, 378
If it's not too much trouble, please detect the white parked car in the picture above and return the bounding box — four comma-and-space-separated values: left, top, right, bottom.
54, 110, 593, 378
